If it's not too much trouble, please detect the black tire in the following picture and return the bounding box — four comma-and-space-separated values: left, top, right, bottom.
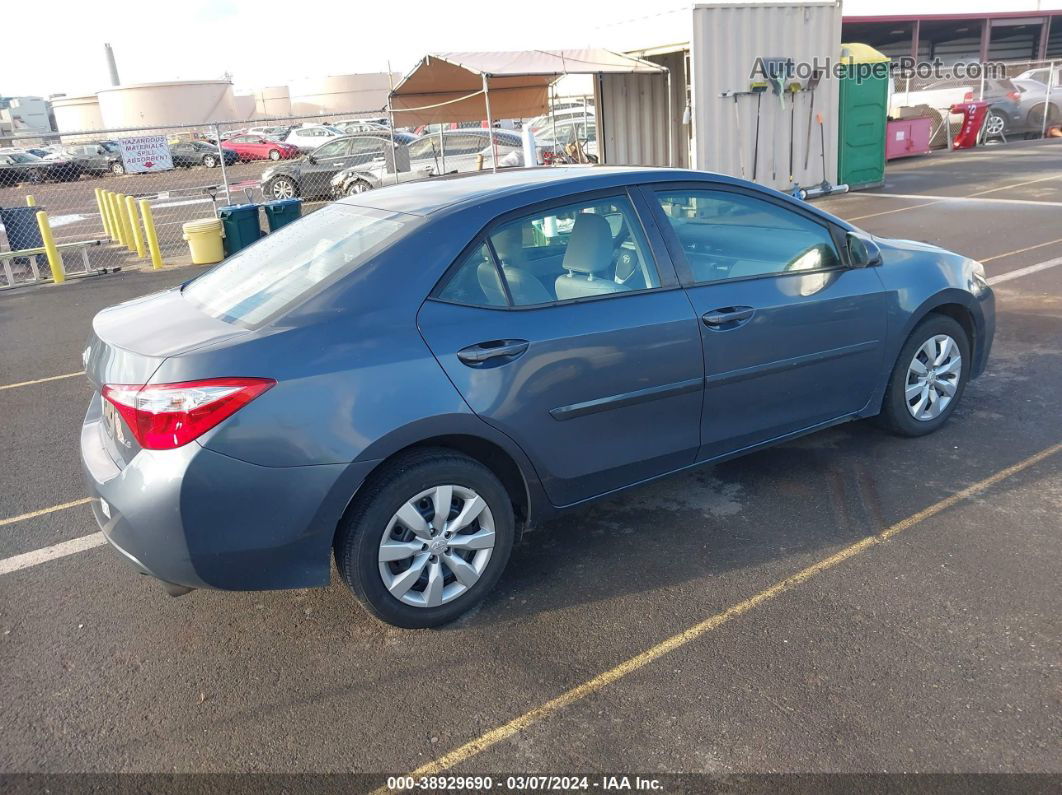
877, 314, 971, 437
268, 149, 281, 161
983, 110, 1007, 139
202, 154, 218, 168
335, 448, 515, 629
110, 161, 125, 175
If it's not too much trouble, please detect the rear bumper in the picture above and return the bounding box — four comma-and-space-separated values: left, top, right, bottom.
80, 400, 378, 591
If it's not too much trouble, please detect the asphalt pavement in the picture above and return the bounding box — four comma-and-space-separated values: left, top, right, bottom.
1, 140, 1059, 789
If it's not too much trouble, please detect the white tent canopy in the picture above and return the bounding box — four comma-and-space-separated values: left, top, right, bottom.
388, 49, 668, 126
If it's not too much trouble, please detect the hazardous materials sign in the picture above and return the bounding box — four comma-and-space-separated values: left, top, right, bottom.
117, 135, 174, 173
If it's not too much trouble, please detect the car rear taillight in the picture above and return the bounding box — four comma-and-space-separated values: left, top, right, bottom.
102, 377, 275, 450
1007, 91, 1020, 102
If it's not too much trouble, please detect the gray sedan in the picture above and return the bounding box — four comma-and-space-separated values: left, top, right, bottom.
81, 166, 994, 628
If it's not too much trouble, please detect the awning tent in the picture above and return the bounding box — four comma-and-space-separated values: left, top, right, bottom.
388, 49, 668, 127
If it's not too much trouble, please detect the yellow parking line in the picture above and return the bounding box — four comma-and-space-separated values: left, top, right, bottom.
0, 497, 95, 528
377, 442, 1062, 789
0, 371, 84, 392
981, 237, 1062, 263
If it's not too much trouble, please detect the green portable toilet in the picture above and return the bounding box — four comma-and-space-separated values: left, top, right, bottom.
217, 203, 262, 256
837, 43, 889, 190
262, 198, 303, 232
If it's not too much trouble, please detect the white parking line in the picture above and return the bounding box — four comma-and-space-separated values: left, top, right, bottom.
987, 256, 1062, 286
0, 533, 104, 576
863, 193, 1062, 208
0, 371, 85, 392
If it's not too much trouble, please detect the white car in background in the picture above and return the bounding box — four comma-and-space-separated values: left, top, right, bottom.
407, 129, 524, 175
285, 125, 344, 153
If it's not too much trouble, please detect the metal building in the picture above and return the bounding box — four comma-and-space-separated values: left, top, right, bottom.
597, 1, 843, 192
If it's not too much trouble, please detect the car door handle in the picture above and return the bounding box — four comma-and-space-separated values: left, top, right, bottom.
702, 306, 755, 328
457, 339, 529, 366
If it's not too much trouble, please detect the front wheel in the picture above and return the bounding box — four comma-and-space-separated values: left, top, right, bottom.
265, 176, 298, 199
202, 154, 218, 168
268, 149, 281, 161
110, 161, 125, 175
335, 449, 515, 628
877, 315, 970, 437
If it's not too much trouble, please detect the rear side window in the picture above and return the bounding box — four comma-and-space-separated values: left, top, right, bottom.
654, 189, 840, 283
436, 195, 659, 308
183, 204, 413, 326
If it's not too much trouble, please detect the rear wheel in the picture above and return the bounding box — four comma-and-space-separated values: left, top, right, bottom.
268, 149, 281, 161
202, 154, 218, 168
877, 315, 970, 437
983, 110, 1007, 138
110, 161, 125, 175
335, 448, 515, 628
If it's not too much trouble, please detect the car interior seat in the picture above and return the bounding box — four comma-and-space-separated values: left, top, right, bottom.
554, 213, 633, 300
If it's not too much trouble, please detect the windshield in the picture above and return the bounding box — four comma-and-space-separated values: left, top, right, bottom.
183, 203, 414, 326
9, 152, 41, 163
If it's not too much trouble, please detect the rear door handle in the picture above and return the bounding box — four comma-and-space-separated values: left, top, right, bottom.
457, 339, 529, 366
702, 306, 755, 328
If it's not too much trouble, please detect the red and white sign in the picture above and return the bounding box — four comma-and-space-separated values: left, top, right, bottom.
117, 135, 174, 173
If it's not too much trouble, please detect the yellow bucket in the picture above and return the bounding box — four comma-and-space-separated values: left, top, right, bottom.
182, 218, 225, 265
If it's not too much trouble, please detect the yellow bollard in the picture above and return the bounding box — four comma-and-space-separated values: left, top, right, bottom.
26, 195, 37, 207
119, 194, 137, 253
35, 211, 64, 284
125, 195, 146, 259
107, 191, 123, 244
139, 199, 165, 269
95, 189, 112, 239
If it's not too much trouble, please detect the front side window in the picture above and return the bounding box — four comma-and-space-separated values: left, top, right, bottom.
313, 139, 351, 159
437, 195, 659, 308
654, 189, 840, 284
183, 203, 413, 326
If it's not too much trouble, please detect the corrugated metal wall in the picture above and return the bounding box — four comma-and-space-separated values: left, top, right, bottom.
690, 1, 843, 190
597, 53, 680, 168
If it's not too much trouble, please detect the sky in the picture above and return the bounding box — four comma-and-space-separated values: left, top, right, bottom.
3, 0, 1058, 99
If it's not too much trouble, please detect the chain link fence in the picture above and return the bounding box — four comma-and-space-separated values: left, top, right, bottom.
1, 97, 601, 289
890, 59, 1061, 148
0, 107, 388, 287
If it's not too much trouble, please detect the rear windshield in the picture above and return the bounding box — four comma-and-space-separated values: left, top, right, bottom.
183, 203, 413, 326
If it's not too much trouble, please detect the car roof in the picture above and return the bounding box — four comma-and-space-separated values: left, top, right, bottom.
337, 166, 713, 216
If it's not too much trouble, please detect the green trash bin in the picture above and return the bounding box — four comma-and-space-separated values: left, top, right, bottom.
217, 203, 262, 256
263, 198, 303, 232
837, 43, 890, 191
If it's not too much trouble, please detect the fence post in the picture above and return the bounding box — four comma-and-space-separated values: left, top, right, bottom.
213, 124, 232, 206
25, 195, 36, 207
139, 199, 164, 270
1043, 62, 1056, 139
35, 211, 64, 284
125, 195, 146, 259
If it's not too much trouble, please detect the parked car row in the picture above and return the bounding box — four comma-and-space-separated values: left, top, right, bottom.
259, 125, 599, 201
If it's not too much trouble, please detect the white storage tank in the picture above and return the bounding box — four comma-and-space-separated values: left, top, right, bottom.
51, 94, 105, 137
96, 80, 238, 129
288, 73, 399, 116
254, 85, 292, 118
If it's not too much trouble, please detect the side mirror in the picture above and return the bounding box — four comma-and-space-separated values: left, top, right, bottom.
307, 154, 317, 164
847, 232, 882, 268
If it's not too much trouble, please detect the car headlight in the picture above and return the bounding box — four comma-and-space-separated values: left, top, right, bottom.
968, 260, 988, 293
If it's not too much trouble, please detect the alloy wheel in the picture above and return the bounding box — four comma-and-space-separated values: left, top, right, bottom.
377, 485, 496, 608
269, 149, 281, 161
271, 179, 295, 199
905, 334, 962, 421
984, 112, 1006, 137
346, 179, 371, 196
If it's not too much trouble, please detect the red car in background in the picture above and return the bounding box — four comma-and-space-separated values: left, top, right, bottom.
221, 135, 300, 162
